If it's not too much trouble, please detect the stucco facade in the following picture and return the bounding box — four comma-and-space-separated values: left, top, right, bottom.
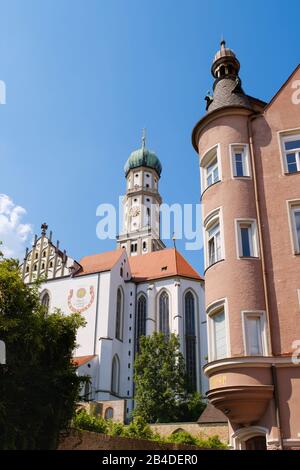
192, 41, 300, 450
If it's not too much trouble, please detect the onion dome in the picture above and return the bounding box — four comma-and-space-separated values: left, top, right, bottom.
124, 131, 162, 177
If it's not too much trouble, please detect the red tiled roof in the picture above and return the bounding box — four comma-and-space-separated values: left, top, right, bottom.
72, 355, 97, 367
76, 249, 123, 276
129, 248, 203, 282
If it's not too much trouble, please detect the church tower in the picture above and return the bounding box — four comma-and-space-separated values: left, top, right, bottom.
117, 131, 165, 256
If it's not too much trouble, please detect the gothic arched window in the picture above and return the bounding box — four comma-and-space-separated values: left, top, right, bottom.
115, 288, 124, 340
41, 291, 50, 314
185, 291, 197, 392
104, 407, 114, 420
159, 291, 170, 336
111, 355, 120, 395
136, 294, 147, 352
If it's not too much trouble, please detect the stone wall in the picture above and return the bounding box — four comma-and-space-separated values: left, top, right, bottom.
58, 429, 210, 451
78, 400, 126, 423
150, 423, 228, 444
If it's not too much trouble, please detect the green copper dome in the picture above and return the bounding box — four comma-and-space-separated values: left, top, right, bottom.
124, 147, 162, 177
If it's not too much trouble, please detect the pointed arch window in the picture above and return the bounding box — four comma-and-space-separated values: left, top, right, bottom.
136, 294, 147, 352
185, 291, 197, 391
115, 288, 124, 341
41, 291, 50, 314
111, 355, 120, 395
159, 291, 170, 336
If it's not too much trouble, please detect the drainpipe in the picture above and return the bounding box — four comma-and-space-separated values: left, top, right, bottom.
271, 364, 284, 450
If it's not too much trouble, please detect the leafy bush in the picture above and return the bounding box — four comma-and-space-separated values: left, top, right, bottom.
196, 435, 227, 449
73, 409, 108, 434
0, 253, 85, 450
167, 430, 197, 446
74, 411, 156, 441
122, 416, 155, 440
73, 410, 227, 449
107, 420, 125, 437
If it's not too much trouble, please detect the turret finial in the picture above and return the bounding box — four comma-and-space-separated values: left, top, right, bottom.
220, 36, 226, 48
141, 128, 146, 150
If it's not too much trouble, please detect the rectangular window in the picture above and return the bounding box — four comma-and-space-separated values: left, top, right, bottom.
231, 145, 250, 177
291, 205, 300, 253
206, 157, 219, 188
243, 313, 265, 356
237, 220, 258, 258
212, 309, 227, 360
208, 221, 221, 266
282, 136, 300, 173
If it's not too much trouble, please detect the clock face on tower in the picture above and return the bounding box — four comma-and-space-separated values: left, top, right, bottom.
130, 206, 140, 217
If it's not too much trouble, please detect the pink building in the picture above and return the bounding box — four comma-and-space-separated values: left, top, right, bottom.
192, 41, 300, 450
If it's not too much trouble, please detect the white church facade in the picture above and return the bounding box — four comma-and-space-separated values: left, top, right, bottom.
20, 136, 207, 421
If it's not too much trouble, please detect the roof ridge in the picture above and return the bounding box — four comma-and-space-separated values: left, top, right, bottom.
174, 247, 179, 275
264, 63, 300, 112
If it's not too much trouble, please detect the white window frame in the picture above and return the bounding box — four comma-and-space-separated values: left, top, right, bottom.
204, 208, 225, 269
288, 202, 300, 254
200, 144, 221, 192
242, 311, 268, 356
280, 133, 300, 174
207, 299, 230, 362
235, 219, 259, 258
230, 144, 251, 178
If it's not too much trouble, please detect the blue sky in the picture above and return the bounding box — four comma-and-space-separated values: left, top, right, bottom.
0, 0, 299, 274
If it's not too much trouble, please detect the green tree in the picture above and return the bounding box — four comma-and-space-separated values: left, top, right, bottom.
133, 332, 205, 423
0, 251, 85, 449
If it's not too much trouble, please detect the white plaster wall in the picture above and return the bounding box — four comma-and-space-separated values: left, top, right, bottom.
95, 250, 135, 417
40, 273, 100, 357
143, 171, 153, 188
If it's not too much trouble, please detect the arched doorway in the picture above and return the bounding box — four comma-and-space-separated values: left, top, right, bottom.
245, 436, 267, 450
231, 426, 268, 450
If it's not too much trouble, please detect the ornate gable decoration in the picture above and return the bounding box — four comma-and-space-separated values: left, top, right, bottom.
20, 223, 81, 284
